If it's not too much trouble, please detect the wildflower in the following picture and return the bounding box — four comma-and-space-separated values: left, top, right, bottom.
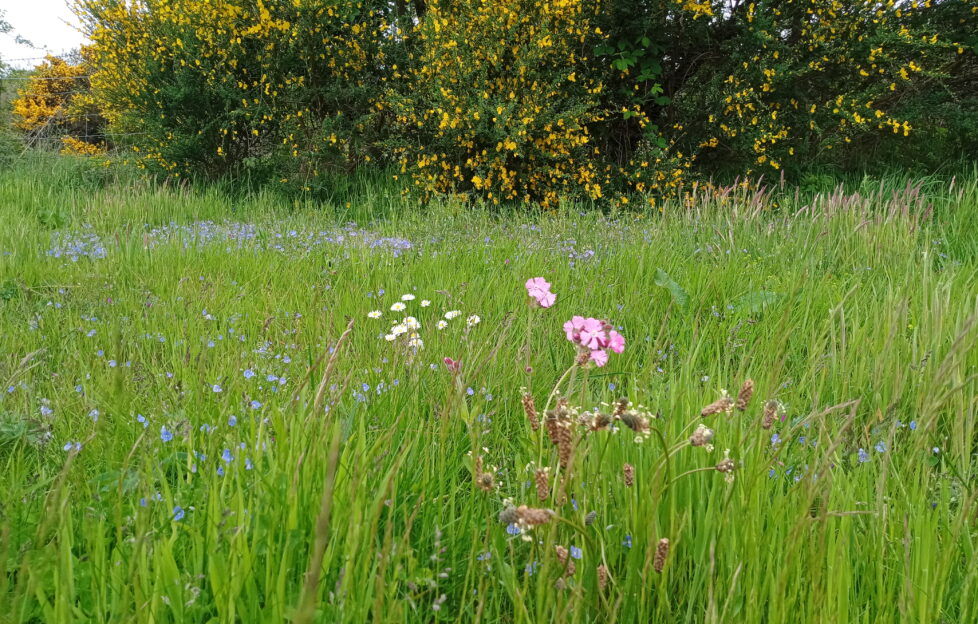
622, 535, 632, 548
909, 420, 917, 431
761, 400, 779, 429
401, 294, 415, 301
445, 310, 462, 320
555, 545, 576, 576
228, 415, 237, 427
857, 448, 870, 463
63, 441, 82, 452
535, 468, 549, 501
623, 463, 634, 487
736, 379, 754, 411
525, 277, 556, 308
367, 310, 382, 319
505, 523, 522, 536
161, 426, 173, 443
221, 448, 233, 463
250, 400, 262, 409
689, 424, 714, 447
521, 391, 540, 431
701, 395, 734, 417
437, 320, 448, 330
421, 299, 431, 307
569, 546, 582, 560
467, 315, 481, 327
653, 538, 670, 573
404, 316, 421, 330
597, 564, 609, 590
173, 506, 185, 522
391, 324, 407, 336
384, 334, 397, 341
390, 302, 406, 312
212, 384, 223, 393
874, 441, 887, 453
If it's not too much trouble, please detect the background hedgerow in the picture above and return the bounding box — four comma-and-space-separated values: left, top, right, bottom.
50, 0, 976, 203
74, 0, 405, 187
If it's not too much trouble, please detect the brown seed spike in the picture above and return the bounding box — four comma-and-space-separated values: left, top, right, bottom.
597, 564, 609, 590
736, 379, 754, 411
653, 538, 670, 573
555, 545, 576, 576
613, 397, 629, 418
701, 396, 734, 417
623, 463, 635, 487
522, 392, 540, 431
761, 399, 779, 430
534, 468, 550, 501
515, 505, 553, 527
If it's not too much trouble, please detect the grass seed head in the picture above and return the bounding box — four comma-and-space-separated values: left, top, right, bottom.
736, 379, 754, 411
654, 538, 670, 573
623, 462, 635, 487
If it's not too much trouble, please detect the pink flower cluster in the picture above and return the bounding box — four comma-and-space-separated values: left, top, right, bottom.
525, 277, 556, 308
563, 316, 625, 367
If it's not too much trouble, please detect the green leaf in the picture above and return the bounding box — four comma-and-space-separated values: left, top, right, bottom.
654, 269, 688, 307
732, 291, 781, 314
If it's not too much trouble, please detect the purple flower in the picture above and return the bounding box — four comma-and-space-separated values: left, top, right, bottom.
172, 506, 185, 521
857, 448, 869, 463
160, 426, 173, 443
506, 524, 521, 536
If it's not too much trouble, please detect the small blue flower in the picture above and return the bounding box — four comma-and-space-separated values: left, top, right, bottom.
139, 497, 147, 507
228, 415, 237, 427
362, 383, 370, 392
466, 387, 474, 396
212, 384, 222, 393
857, 448, 869, 463
932, 447, 940, 454
506, 523, 521, 536
909, 420, 917, 431
88, 409, 99, 422
160, 426, 173, 443
476, 552, 492, 561
524, 561, 539, 575
874, 441, 887, 453
608, 383, 616, 391
108, 360, 117, 367
216, 465, 225, 477
569, 546, 583, 559
244, 369, 255, 379
770, 433, 781, 446
250, 400, 262, 409
172, 506, 185, 521
768, 468, 776, 478
571, 498, 578, 511
623, 535, 632, 548
221, 448, 233, 463
245, 458, 253, 470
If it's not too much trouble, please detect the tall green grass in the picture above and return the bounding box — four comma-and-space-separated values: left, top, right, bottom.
1, 157, 976, 623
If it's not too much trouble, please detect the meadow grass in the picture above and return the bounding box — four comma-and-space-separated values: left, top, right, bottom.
1, 157, 977, 623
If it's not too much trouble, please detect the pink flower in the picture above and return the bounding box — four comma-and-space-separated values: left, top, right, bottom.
607, 330, 625, 354
443, 357, 461, 373
525, 277, 556, 308
564, 315, 586, 342
590, 349, 609, 367
579, 317, 607, 350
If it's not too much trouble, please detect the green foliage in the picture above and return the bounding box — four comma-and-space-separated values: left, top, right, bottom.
2, 165, 978, 621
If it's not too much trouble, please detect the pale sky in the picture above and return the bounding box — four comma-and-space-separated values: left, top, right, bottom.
1, 1, 88, 68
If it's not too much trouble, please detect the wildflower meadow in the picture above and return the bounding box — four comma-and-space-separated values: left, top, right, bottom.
1, 159, 977, 622
1, 1, 977, 622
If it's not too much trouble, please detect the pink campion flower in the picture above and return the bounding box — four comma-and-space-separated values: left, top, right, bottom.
607, 330, 625, 354
525, 277, 556, 308
578, 317, 607, 350
564, 316, 586, 342
443, 357, 461, 374
590, 349, 609, 367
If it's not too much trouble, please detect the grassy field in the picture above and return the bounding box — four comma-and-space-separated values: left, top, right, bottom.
1, 159, 977, 623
